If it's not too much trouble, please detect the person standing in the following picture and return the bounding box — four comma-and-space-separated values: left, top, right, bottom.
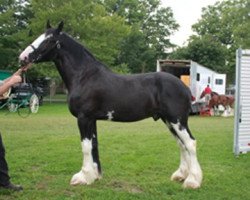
203, 85, 212, 105
0, 69, 23, 191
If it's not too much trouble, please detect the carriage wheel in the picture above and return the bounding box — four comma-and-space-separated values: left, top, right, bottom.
8, 103, 18, 112
29, 94, 39, 113
17, 105, 31, 118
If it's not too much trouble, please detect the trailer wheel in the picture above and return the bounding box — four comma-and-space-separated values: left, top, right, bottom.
29, 94, 39, 113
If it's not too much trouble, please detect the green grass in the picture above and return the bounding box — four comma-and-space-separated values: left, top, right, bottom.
0, 103, 249, 200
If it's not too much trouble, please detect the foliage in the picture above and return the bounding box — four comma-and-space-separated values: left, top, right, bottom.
169, 35, 227, 73
1, 103, 250, 199
117, 25, 156, 73
103, 0, 179, 72
0, 0, 32, 70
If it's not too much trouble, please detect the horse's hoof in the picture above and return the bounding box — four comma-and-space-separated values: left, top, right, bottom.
70, 166, 100, 186
183, 179, 201, 189
182, 175, 201, 189
70, 171, 87, 185
171, 169, 188, 182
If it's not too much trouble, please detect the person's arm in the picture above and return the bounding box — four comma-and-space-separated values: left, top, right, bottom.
0, 69, 22, 96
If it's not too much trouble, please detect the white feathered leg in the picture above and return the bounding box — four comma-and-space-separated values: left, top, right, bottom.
171, 123, 202, 189
70, 139, 99, 185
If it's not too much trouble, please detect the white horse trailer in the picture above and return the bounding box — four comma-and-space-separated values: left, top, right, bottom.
234, 49, 250, 155
156, 60, 226, 113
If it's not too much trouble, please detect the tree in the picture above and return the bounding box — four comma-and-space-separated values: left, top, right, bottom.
170, 35, 227, 73
101, 0, 179, 72
191, 0, 250, 82
117, 25, 155, 73
0, 0, 32, 70
193, 0, 250, 48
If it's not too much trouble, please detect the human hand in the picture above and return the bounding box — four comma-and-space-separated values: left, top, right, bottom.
9, 73, 22, 85
20, 63, 32, 72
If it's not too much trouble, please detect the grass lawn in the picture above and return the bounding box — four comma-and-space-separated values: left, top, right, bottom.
0, 103, 249, 200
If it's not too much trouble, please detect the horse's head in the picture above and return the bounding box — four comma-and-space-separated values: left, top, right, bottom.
211, 91, 219, 96
19, 21, 64, 66
200, 91, 206, 99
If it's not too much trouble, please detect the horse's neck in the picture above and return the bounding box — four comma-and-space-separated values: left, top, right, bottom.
53, 35, 110, 92
54, 47, 100, 92
54, 56, 73, 91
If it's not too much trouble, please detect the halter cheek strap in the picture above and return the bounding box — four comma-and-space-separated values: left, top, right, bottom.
30, 44, 37, 50
30, 40, 61, 62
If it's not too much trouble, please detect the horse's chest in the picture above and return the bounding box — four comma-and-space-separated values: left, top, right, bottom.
68, 91, 100, 117
68, 94, 87, 116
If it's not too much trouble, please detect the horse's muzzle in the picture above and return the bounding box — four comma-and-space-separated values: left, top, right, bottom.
19, 58, 31, 68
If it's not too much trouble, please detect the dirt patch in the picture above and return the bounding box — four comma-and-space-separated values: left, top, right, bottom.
109, 180, 144, 194
36, 176, 54, 190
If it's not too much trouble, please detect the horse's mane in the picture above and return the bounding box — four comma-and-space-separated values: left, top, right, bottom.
61, 33, 96, 60
60, 33, 111, 72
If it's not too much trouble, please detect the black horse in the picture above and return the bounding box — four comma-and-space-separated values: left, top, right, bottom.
19, 21, 202, 189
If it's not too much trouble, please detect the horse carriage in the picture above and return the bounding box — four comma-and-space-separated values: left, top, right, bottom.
0, 74, 43, 116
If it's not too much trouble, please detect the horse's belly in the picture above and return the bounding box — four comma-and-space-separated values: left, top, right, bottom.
112, 111, 150, 122
103, 102, 156, 122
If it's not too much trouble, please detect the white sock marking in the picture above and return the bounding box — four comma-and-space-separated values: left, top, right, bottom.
70, 139, 99, 185
171, 122, 202, 188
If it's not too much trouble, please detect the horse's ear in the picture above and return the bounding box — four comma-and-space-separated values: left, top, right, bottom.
56, 21, 64, 34
46, 20, 51, 29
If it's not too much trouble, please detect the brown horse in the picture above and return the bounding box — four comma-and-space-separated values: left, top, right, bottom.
200, 91, 234, 116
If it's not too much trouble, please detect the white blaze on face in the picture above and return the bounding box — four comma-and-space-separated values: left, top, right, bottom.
19, 33, 53, 61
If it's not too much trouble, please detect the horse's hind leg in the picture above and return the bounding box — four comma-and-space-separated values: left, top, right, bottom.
166, 120, 202, 189
166, 122, 189, 182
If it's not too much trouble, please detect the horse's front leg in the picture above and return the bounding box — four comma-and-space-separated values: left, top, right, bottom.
70, 114, 101, 185
92, 120, 102, 178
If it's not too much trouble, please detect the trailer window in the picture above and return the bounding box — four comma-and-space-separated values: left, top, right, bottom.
215, 79, 223, 85
196, 73, 200, 81
208, 77, 211, 84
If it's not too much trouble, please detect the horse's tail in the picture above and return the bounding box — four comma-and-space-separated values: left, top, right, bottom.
226, 95, 235, 107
